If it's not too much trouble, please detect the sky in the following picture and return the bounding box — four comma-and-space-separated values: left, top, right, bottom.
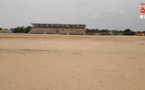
0, 0, 145, 31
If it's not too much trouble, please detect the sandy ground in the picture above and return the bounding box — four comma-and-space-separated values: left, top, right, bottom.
0, 33, 145, 90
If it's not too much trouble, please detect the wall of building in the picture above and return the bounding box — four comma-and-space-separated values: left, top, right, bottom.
29, 28, 86, 35
68, 29, 86, 35
29, 28, 56, 34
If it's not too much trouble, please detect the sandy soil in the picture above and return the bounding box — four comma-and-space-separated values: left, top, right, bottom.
0, 33, 145, 90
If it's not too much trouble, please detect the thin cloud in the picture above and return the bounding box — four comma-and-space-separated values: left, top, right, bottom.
106, 8, 125, 13
92, 14, 98, 20
0, 0, 144, 31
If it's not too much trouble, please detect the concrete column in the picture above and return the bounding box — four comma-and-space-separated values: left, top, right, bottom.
67, 26, 70, 35
84, 29, 86, 35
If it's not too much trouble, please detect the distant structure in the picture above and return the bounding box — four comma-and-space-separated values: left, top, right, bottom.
0, 29, 12, 33
108, 30, 114, 35
29, 23, 86, 35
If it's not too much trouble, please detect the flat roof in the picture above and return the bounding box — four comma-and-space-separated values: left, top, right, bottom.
31, 23, 86, 26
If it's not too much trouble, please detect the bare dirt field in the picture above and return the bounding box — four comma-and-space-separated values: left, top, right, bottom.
0, 34, 145, 90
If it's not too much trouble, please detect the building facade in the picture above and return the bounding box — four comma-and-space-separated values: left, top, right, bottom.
29, 23, 86, 35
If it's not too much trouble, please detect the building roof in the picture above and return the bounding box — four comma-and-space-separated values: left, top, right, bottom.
31, 23, 86, 26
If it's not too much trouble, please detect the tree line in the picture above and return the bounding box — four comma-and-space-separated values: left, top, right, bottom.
86, 28, 145, 35
0, 26, 145, 35
10, 26, 32, 33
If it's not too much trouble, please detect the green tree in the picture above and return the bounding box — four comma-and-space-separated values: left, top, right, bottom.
12, 26, 31, 33
123, 29, 135, 35
12, 26, 25, 33
24, 26, 31, 33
